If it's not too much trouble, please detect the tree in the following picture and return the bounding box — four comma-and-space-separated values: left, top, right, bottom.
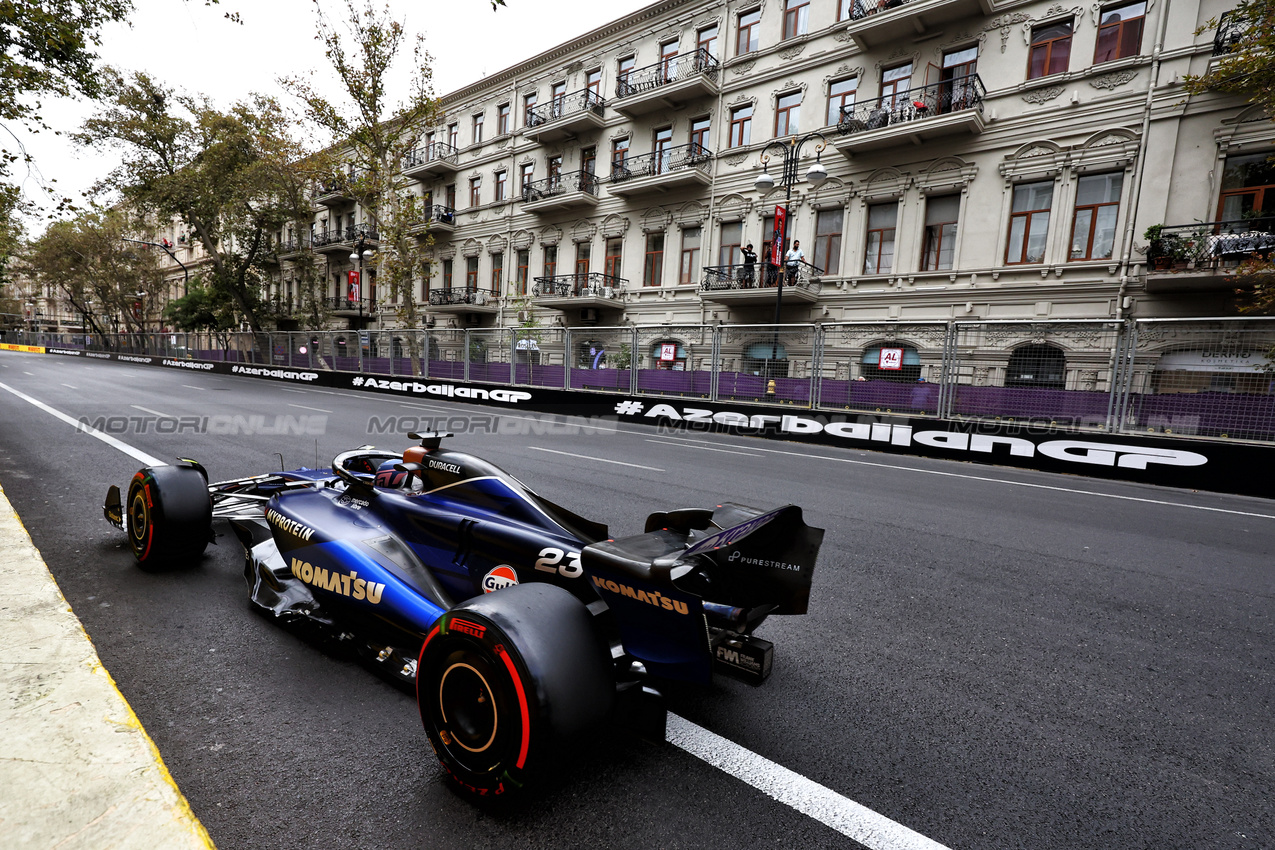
284, 0, 441, 372
165, 282, 238, 331
1183, 0, 1275, 118
24, 207, 163, 335
74, 70, 308, 334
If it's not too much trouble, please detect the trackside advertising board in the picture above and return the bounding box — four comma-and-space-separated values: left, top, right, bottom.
25, 346, 1275, 498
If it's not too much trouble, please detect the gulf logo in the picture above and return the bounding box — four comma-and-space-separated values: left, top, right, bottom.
481, 565, 519, 593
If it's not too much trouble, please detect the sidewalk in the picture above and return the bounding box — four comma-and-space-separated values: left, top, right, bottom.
0, 484, 214, 849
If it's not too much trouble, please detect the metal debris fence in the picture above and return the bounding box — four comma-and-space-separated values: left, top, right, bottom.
11, 317, 1275, 444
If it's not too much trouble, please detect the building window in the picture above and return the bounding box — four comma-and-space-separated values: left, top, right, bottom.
519, 162, 534, 195
550, 81, 566, 118
515, 249, 529, 295
653, 126, 673, 173
775, 91, 801, 137
617, 56, 635, 90
543, 245, 557, 278
697, 25, 718, 57
1007, 180, 1054, 264
585, 68, 602, 98
827, 78, 857, 127
1217, 152, 1275, 220
881, 63, 913, 109
864, 202, 897, 274
719, 221, 743, 265
494, 170, 507, 202
420, 262, 431, 300
1028, 21, 1072, 79
448, 123, 458, 149
469, 176, 481, 207
442, 259, 453, 290
737, 8, 761, 55
496, 103, 510, 135
466, 256, 479, 288
651, 340, 688, 371
611, 137, 630, 172
581, 146, 596, 177
472, 112, 484, 145
575, 241, 591, 276
1070, 173, 1122, 260
690, 117, 710, 152
729, 103, 753, 148
680, 226, 701, 284
862, 345, 920, 382
547, 155, 562, 185
603, 236, 623, 281
644, 232, 665, 287
1095, 1, 1146, 64
922, 195, 960, 271
941, 46, 980, 113
1006, 344, 1066, 389
783, 0, 809, 40
445, 183, 456, 210
660, 40, 679, 82
813, 209, 843, 275
491, 252, 503, 290
838, 0, 853, 20
523, 92, 537, 126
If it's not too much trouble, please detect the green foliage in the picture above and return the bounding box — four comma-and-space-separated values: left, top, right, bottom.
165, 282, 237, 331
1183, 0, 1275, 118
1234, 258, 1275, 315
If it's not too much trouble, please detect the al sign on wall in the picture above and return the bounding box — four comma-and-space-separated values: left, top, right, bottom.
879, 347, 904, 370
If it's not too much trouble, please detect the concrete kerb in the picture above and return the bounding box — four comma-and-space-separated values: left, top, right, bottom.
0, 484, 214, 849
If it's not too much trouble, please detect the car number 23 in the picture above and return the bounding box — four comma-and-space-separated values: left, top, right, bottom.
534, 547, 583, 579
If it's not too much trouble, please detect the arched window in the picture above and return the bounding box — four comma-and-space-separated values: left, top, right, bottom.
861, 344, 921, 382
577, 339, 610, 369
742, 342, 788, 377
514, 337, 541, 365
1006, 344, 1065, 388
651, 340, 688, 371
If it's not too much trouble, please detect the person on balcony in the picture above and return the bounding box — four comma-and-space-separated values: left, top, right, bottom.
740, 243, 757, 286
784, 240, 804, 285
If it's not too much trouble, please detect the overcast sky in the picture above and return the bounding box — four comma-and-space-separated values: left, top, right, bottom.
11, 0, 653, 234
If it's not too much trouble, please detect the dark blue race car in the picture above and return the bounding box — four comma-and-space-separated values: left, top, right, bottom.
104, 433, 824, 797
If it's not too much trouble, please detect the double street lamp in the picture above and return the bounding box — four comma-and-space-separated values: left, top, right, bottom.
752, 132, 828, 384
348, 234, 376, 324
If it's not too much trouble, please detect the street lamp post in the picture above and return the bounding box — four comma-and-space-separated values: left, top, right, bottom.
752, 132, 828, 389
349, 234, 376, 326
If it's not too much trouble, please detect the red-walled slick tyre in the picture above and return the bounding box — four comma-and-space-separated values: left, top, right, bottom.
126, 465, 212, 569
417, 583, 613, 798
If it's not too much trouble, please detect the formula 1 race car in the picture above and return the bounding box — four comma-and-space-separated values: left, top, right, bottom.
103, 433, 824, 797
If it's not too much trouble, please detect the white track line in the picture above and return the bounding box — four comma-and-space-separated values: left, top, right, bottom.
645, 438, 761, 457
0, 382, 163, 467
667, 714, 950, 849
287, 403, 333, 413
131, 404, 175, 418
61, 383, 77, 389
526, 446, 663, 471
654, 435, 1275, 520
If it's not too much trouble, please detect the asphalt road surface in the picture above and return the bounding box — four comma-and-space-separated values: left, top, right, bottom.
1, 351, 1271, 850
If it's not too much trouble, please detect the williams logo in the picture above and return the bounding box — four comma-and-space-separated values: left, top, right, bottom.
290, 557, 384, 603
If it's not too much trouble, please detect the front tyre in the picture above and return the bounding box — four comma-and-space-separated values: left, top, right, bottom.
417, 583, 613, 798
126, 465, 212, 569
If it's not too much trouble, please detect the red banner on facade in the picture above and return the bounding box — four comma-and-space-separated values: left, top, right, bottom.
347, 270, 360, 303
770, 205, 787, 266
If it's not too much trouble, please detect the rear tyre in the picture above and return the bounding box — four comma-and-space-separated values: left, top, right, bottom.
417, 583, 613, 798
126, 465, 212, 569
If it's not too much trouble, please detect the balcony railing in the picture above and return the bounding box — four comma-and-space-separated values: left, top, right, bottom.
839, 74, 986, 135
312, 224, 379, 248
846, 0, 918, 20
700, 260, 823, 294
403, 142, 459, 170
615, 48, 719, 99
324, 296, 375, 312
1213, 10, 1248, 56
428, 287, 497, 306
1147, 217, 1275, 269
521, 170, 599, 203
526, 89, 605, 127
415, 204, 457, 228
277, 237, 310, 254
610, 143, 712, 184
532, 272, 626, 299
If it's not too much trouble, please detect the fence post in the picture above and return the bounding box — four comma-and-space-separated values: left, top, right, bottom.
810, 324, 823, 409
629, 326, 638, 395
710, 325, 721, 402
463, 329, 471, 383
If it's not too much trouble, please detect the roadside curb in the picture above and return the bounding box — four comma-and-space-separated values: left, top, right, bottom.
0, 484, 215, 849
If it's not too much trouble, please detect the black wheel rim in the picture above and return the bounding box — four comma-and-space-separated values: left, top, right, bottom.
438, 661, 499, 755
129, 488, 150, 556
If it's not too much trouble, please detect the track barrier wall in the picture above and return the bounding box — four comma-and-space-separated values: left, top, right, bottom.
4, 317, 1272, 498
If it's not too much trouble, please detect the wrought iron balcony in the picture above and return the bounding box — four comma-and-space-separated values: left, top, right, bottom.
323, 296, 375, 313
311, 224, 379, 251
699, 261, 823, 304
840, 0, 987, 49
312, 170, 364, 205
1213, 10, 1248, 56
608, 143, 712, 196
531, 272, 626, 301
846, 0, 915, 20
402, 142, 459, 179
521, 170, 600, 211
523, 89, 606, 141
835, 74, 986, 153
277, 237, 310, 256
427, 287, 498, 308
411, 204, 457, 234
1147, 217, 1275, 274
616, 48, 719, 99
